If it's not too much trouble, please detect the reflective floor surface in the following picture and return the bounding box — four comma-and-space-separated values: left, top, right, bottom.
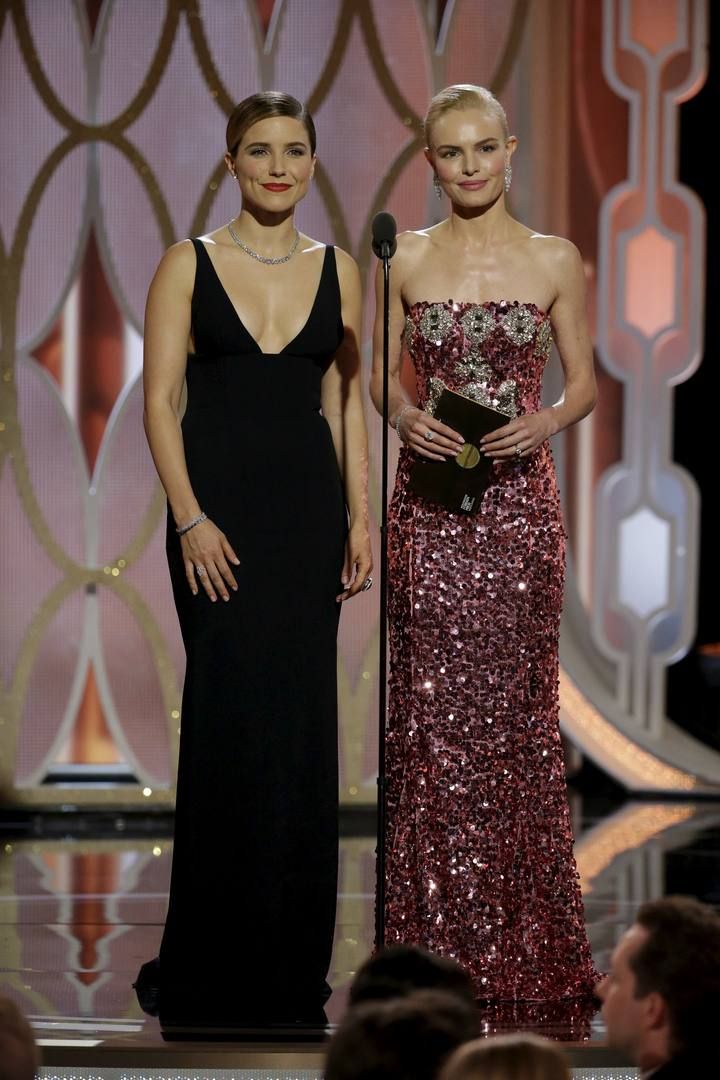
1, 794, 719, 1076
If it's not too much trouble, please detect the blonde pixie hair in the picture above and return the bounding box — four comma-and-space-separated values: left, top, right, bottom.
439, 1033, 570, 1080
424, 84, 509, 144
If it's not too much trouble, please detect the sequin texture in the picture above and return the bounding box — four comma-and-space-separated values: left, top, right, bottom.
386, 300, 597, 1001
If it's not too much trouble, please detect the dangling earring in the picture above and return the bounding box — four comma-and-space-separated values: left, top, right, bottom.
433, 174, 442, 199
504, 162, 512, 193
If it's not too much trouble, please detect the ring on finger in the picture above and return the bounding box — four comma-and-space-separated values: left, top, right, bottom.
515, 445, 523, 457
361, 576, 373, 592
424, 430, 435, 442
195, 564, 206, 577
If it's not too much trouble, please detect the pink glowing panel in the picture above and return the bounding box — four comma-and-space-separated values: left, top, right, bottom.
624, 227, 677, 339
128, 523, 186, 694
0, 17, 66, 245
629, 0, 681, 56
94, 376, 160, 566
96, 144, 167, 329
97, 587, 171, 786
0, 459, 64, 689
15, 590, 85, 785
115, 851, 171, 926
443, 0, 519, 93
194, 0, 261, 110
24, 0, 87, 118
95, 0, 168, 124
269, 0, 343, 104
15, 357, 87, 563
314, 20, 414, 253
124, 19, 226, 242
370, 0, 431, 120
16, 148, 88, 349
294, 178, 335, 252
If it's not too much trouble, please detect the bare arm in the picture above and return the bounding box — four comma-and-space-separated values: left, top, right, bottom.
321, 248, 372, 599
482, 238, 597, 459
369, 235, 464, 460
143, 241, 239, 600
142, 241, 199, 524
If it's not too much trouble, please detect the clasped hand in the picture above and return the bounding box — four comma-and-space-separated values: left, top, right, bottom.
397, 405, 558, 460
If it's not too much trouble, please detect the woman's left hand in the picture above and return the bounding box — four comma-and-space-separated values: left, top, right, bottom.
336, 524, 373, 602
480, 407, 559, 459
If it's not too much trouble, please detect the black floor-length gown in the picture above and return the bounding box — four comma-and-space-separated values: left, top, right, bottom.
156, 240, 346, 1023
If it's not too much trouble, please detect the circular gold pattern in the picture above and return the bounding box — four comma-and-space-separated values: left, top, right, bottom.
456, 442, 481, 469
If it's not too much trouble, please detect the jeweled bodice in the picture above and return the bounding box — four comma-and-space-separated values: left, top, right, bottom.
404, 300, 552, 418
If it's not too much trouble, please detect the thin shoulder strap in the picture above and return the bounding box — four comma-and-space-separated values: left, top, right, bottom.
322, 244, 341, 308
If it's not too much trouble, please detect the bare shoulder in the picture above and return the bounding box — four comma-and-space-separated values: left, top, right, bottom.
392, 227, 437, 276
528, 232, 583, 274
151, 238, 196, 292
332, 244, 361, 290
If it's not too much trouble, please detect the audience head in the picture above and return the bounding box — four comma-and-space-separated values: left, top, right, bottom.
0, 995, 39, 1080
597, 895, 720, 1069
349, 944, 476, 1008
439, 1034, 570, 1080
324, 988, 478, 1080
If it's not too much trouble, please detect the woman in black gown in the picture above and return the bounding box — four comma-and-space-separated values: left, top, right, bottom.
141, 92, 371, 1023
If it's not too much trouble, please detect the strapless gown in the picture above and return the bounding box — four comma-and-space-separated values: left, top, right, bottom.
385, 299, 597, 1002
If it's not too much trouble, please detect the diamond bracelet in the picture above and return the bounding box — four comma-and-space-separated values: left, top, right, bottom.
176, 512, 207, 536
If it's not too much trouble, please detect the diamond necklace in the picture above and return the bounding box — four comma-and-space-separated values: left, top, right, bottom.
227, 220, 300, 265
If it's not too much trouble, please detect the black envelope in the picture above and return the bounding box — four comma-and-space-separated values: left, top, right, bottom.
407, 388, 510, 513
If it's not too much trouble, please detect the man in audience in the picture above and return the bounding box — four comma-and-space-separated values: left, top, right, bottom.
324, 988, 477, 1080
348, 944, 475, 1008
0, 994, 39, 1080
597, 895, 720, 1077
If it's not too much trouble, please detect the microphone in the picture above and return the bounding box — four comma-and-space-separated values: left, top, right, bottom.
372, 211, 397, 259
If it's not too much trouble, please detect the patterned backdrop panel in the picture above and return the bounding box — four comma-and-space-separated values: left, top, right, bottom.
0, 0, 715, 806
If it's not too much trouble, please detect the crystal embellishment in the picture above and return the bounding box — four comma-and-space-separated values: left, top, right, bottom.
500, 306, 537, 346
536, 318, 552, 357
418, 304, 456, 345
460, 307, 495, 347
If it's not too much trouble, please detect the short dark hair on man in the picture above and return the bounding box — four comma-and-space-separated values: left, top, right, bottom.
630, 896, 720, 1053
348, 945, 476, 1007
0, 994, 39, 1080
324, 989, 478, 1080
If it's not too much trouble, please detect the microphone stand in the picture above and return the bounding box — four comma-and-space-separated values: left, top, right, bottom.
376, 237, 392, 948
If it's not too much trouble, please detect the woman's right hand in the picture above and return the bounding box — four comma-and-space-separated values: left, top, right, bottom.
395, 406, 465, 461
180, 519, 240, 601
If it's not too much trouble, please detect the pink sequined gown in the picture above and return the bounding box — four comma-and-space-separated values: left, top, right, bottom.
385, 299, 597, 1001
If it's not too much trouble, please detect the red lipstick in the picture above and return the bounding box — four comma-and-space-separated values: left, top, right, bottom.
263, 183, 292, 192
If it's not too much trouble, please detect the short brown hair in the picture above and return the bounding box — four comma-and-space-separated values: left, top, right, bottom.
324, 989, 478, 1080
440, 1034, 570, 1080
226, 91, 316, 157
348, 944, 475, 1008
630, 896, 720, 1053
0, 995, 39, 1080
424, 85, 509, 144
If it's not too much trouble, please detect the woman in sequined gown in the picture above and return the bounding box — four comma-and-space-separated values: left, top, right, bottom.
371, 85, 598, 1002
141, 93, 371, 1022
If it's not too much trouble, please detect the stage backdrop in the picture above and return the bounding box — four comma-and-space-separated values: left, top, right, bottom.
0, 0, 716, 807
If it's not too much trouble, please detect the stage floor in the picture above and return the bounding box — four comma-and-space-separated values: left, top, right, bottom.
1, 794, 719, 1077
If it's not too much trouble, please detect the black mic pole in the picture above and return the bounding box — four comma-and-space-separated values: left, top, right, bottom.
371, 212, 397, 949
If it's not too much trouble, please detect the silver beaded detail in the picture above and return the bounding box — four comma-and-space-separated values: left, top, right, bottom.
227, 221, 300, 265
418, 304, 456, 345
500, 306, 537, 346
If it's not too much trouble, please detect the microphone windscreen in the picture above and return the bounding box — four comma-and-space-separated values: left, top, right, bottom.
371, 211, 397, 258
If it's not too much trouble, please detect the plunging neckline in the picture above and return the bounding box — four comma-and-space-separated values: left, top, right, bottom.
198, 240, 329, 356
